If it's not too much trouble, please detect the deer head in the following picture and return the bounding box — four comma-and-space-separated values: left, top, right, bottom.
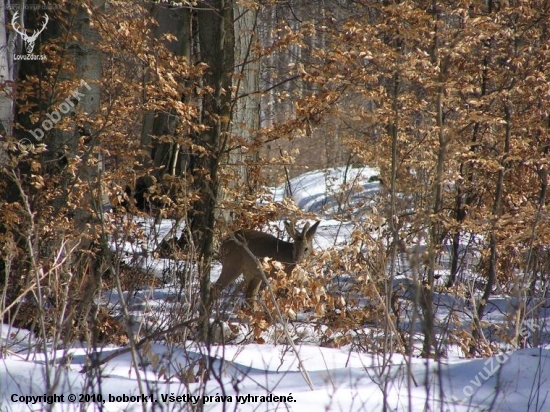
12, 11, 49, 54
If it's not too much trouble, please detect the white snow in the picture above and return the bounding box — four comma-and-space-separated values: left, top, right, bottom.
2, 166, 549, 411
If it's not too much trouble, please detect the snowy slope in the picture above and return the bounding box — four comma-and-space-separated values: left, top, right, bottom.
2, 166, 549, 412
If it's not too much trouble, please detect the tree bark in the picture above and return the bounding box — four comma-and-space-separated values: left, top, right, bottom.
470, 103, 510, 356
142, 4, 191, 178
187, 0, 234, 341
228, 2, 260, 201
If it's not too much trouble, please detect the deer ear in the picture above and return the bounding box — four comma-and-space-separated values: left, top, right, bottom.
284, 220, 297, 239
306, 221, 320, 239
300, 221, 311, 237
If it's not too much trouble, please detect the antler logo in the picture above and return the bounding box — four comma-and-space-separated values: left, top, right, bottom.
11, 11, 49, 54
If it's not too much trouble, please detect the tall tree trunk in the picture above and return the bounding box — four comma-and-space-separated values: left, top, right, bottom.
421, 3, 448, 359
226, 2, 260, 221
0, 0, 15, 136
189, 0, 234, 341
470, 103, 510, 355
448, 58, 487, 288
0, 0, 16, 291
141, 4, 191, 178
74, 0, 103, 338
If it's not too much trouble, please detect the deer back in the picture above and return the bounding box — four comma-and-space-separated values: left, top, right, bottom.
217, 221, 320, 289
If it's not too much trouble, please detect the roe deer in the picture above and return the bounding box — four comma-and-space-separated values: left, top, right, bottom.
214, 221, 320, 307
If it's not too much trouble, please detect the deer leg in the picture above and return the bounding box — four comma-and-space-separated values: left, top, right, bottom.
214, 261, 242, 300
216, 260, 242, 289
245, 277, 263, 310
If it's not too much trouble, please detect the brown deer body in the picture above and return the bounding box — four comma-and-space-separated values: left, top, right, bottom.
214, 221, 320, 307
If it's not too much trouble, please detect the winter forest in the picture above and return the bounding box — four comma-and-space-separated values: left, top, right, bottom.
1, 1, 550, 411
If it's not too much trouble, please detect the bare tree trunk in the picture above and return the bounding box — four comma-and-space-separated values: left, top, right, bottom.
228, 2, 260, 202
142, 4, 191, 177
62, 2, 103, 346
420, 4, 449, 359
0, 0, 17, 290
470, 103, 510, 355
424, 56, 449, 357
448, 59, 487, 288
190, 0, 235, 342
0, 0, 15, 137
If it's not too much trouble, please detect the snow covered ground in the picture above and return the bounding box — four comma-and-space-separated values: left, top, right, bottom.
2, 335, 550, 411
2, 166, 549, 411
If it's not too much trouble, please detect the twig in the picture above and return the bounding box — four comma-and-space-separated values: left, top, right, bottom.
80, 316, 203, 373
232, 233, 316, 391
